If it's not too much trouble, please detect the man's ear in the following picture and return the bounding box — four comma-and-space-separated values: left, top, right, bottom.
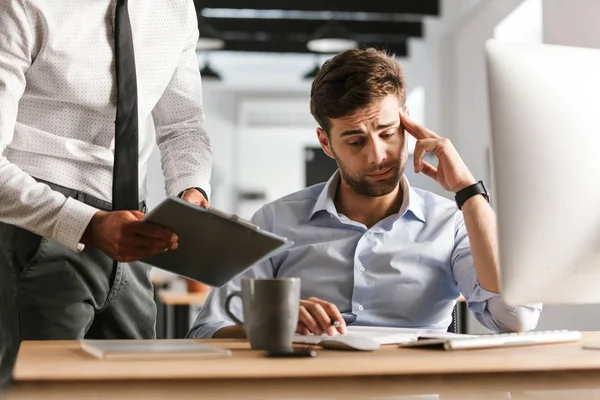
317, 128, 336, 159
404, 105, 411, 118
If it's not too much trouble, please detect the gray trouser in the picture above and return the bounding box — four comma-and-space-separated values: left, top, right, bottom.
0, 180, 156, 379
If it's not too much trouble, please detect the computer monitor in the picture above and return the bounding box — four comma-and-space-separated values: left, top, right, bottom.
486, 40, 600, 306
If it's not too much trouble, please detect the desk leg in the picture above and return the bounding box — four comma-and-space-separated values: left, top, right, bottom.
155, 297, 166, 339
153, 284, 168, 339
174, 305, 190, 338
165, 304, 191, 339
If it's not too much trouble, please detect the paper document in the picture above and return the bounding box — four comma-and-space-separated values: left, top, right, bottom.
294, 326, 475, 345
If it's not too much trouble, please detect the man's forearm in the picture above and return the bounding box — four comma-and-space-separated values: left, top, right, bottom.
212, 325, 246, 339
461, 195, 500, 293
0, 160, 97, 251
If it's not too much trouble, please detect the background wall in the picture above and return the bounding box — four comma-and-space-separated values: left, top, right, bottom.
147, 0, 600, 333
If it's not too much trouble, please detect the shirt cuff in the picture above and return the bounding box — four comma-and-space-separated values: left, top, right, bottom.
467, 284, 543, 313
186, 321, 234, 339
464, 284, 499, 314
52, 197, 98, 252
177, 187, 208, 201
169, 177, 211, 200
467, 283, 543, 332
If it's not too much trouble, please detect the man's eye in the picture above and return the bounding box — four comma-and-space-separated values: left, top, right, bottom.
348, 140, 364, 146
381, 132, 395, 138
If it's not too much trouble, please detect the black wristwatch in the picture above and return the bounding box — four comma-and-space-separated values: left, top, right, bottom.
455, 180, 489, 210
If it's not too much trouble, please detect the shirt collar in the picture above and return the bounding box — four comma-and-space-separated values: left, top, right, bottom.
310, 171, 426, 223
401, 175, 426, 223
310, 171, 340, 220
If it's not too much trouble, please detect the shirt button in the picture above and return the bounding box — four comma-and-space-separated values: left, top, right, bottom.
359, 266, 366, 272
357, 304, 364, 311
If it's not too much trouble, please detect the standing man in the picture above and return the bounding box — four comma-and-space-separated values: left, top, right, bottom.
0, 0, 211, 376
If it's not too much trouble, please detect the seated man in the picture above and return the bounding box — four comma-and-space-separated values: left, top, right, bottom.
188, 49, 541, 339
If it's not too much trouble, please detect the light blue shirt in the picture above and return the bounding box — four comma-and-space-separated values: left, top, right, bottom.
188, 173, 541, 338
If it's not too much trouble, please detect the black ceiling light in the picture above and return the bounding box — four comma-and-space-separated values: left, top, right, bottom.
200, 59, 221, 80
303, 56, 322, 80
196, 16, 225, 51
303, 63, 321, 79
306, 20, 357, 53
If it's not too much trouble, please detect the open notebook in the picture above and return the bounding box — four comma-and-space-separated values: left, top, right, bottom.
80, 340, 232, 360
294, 326, 474, 345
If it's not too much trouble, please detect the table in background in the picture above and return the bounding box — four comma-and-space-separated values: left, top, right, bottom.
156, 290, 209, 339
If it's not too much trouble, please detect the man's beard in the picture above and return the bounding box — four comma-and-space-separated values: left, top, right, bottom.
337, 160, 403, 198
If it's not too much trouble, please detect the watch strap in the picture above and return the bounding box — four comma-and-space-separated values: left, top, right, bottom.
455, 181, 489, 210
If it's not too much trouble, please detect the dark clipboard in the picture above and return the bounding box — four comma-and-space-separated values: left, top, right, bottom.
141, 197, 292, 287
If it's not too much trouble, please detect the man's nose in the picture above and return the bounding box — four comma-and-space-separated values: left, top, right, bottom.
367, 139, 387, 165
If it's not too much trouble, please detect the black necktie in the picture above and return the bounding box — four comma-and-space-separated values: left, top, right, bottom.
113, 0, 139, 211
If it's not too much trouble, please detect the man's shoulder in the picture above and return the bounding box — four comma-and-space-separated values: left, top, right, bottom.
411, 187, 458, 215
412, 187, 454, 204
251, 183, 325, 229
265, 183, 325, 211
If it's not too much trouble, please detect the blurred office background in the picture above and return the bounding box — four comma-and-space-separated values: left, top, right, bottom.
148, 0, 600, 334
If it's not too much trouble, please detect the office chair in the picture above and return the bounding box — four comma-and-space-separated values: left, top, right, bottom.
447, 305, 461, 334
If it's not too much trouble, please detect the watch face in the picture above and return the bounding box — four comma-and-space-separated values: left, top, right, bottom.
480, 180, 490, 197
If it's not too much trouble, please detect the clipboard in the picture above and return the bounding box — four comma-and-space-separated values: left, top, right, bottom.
141, 197, 292, 287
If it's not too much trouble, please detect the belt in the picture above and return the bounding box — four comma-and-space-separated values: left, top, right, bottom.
34, 178, 146, 213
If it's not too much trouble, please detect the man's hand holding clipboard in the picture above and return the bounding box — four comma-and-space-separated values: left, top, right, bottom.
141, 197, 292, 287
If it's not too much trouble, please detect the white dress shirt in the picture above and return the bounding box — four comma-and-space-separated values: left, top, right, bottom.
189, 173, 541, 338
0, 0, 212, 251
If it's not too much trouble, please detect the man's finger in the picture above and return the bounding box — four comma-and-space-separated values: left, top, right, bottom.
130, 210, 145, 220
313, 299, 346, 334
133, 222, 177, 243
181, 189, 210, 209
413, 138, 441, 173
399, 110, 439, 140
183, 196, 209, 209
131, 234, 178, 251
420, 161, 438, 180
198, 198, 210, 209
306, 303, 338, 336
296, 322, 311, 336
130, 232, 177, 251
113, 244, 165, 263
299, 305, 321, 335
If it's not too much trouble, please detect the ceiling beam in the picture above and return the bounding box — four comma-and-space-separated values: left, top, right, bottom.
216, 40, 408, 55
205, 18, 422, 37
194, 0, 439, 15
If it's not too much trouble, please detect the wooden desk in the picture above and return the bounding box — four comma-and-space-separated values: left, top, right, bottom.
8, 332, 600, 399
156, 290, 209, 339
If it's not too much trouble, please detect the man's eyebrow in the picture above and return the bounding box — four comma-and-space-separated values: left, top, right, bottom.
340, 129, 365, 137
339, 121, 399, 137
377, 121, 399, 129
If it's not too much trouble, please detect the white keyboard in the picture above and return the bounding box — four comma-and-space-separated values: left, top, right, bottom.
399, 330, 582, 351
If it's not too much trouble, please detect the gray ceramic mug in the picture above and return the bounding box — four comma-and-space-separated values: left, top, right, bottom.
225, 278, 300, 352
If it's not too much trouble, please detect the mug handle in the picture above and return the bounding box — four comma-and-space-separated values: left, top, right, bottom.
224, 291, 244, 325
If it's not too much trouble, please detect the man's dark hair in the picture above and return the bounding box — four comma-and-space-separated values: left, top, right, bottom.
310, 48, 407, 134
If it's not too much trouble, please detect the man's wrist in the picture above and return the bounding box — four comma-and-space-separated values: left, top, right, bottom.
177, 187, 208, 201
455, 180, 489, 210
453, 178, 478, 193
80, 210, 106, 246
